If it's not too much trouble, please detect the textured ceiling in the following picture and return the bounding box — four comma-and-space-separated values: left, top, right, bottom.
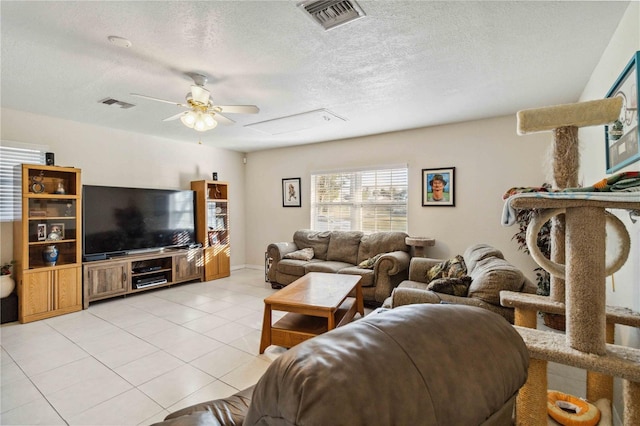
0, 1, 630, 152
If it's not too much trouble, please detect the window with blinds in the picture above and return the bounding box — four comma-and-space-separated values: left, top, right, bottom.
310, 166, 408, 233
0, 144, 46, 221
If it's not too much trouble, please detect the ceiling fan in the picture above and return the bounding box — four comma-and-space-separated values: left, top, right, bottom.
131, 73, 259, 132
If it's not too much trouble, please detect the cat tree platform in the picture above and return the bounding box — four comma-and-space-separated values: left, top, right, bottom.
501, 292, 640, 329
502, 195, 640, 425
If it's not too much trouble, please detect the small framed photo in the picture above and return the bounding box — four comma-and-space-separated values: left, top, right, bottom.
282, 177, 301, 207
422, 167, 455, 207
48, 223, 65, 240
37, 223, 47, 241
605, 51, 639, 173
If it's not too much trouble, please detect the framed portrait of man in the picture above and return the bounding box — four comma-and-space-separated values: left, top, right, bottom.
422, 167, 455, 207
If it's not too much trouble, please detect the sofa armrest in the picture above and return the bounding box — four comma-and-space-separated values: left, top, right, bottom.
390, 286, 516, 322
371, 251, 411, 303
158, 386, 254, 426
266, 242, 298, 282
408, 257, 443, 282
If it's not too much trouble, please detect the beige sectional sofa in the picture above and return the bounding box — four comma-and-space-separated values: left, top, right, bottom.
266, 229, 410, 304
384, 243, 537, 323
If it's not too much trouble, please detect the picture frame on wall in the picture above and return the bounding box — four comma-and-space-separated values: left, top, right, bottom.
604, 50, 639, 173
282, 177, 301, 207
422, 167, 455, 207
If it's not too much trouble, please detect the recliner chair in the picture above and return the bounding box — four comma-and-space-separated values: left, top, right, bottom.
154, 304, 529, 426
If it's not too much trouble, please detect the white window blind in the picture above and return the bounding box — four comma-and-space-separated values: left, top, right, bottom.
0, 144, 46, 221
311, 166, 408, 233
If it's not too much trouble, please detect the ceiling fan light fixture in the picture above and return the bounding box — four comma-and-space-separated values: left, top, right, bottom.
180, 110, 217, 132
181, 111, 198, 128
203, 114, 217, 128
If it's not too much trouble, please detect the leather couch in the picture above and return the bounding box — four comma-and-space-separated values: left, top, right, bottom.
267, 229, 410, 304
384, 243, 538, 323
154, 304, 530, 426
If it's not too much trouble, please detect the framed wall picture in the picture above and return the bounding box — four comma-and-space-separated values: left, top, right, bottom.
605, 51, 639, 173
282, 177, 301, 207
422, 167, 455, 207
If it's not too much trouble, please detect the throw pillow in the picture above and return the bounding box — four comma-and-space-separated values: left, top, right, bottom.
357, 253, 384, 269
284, 247, 314, 261
426, 255, 467, 282
427, 276, 472, 297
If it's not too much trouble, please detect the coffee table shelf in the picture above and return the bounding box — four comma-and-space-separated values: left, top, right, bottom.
271, 297, 356, 348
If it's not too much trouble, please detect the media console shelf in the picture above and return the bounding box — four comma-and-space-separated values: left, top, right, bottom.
82, 248, 203, 308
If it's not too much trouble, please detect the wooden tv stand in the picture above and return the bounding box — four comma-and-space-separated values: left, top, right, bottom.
82, 248, 203, 308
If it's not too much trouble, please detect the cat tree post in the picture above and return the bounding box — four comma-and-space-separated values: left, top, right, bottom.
511, 97, 624, 422
517, 98, 620, 304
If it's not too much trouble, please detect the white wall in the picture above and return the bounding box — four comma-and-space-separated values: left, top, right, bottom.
578, 2, 639, 418
0, 108, 247, 267
244, 114, 550, 279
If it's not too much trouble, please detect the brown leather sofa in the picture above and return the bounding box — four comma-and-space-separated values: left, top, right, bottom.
267, 229, 410, 304
384, 243, 538, 323
154, 304, 530, 426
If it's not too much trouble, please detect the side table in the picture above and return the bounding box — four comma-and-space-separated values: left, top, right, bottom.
405, 237, 436, 257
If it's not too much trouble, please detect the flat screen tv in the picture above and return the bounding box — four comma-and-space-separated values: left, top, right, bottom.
83, 185, 196, 260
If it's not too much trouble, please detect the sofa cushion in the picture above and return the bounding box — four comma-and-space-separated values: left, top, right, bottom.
357, 231, 409, 264
305, 261, 354, 274
467, 257, 525, 305
293, 230, 331, 260
278, 258, 322, 276
427, 276, 472, 297
327, 231, 363, 264
464, 243, 504, 272
283, 247, 314, 261
337, 267, 374, 287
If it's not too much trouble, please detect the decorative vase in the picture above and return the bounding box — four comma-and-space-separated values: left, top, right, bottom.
0, 275, 15, 298
42, 245, 59, 266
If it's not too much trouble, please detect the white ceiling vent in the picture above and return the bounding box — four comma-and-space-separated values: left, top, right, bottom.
297, 0, 366, 31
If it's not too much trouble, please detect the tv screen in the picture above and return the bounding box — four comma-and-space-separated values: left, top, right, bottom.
83, 185, 196, 259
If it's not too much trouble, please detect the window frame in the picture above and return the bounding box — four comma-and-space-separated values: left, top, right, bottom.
310, 165, 408, 233
0, 141, 47, 222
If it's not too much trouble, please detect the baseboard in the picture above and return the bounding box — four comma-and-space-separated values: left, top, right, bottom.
231, 264, 263, 271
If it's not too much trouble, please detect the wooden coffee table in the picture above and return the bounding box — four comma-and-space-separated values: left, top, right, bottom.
259, 272, 364, 353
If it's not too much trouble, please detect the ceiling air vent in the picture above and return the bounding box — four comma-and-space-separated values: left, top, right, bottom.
98, 98, 135, 109
297, 0, 366, 31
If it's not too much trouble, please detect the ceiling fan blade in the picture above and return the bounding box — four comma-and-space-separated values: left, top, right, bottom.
213, 113, 236, 125
131, 93, 187, 107
163, 111, 187, 122
214, 105, 260, 114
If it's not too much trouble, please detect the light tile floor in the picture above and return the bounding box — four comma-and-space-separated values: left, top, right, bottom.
1, 269, 286, 425
0, 268, 592, 425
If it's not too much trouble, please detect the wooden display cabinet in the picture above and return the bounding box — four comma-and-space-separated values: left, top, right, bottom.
13, 164, 83, 323
191, 180, 230, 281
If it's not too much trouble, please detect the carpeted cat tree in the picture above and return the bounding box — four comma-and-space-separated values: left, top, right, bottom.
500, 96, 640, 425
